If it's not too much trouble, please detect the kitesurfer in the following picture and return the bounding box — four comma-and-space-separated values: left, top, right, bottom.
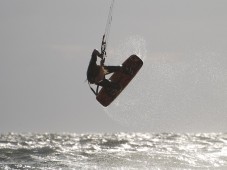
87, 49, 132, 91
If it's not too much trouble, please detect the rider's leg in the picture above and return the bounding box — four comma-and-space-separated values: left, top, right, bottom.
104, 65, 133, 75
97, 79, 121, 90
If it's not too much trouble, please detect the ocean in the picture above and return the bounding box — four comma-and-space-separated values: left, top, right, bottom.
0, 133, 227, 170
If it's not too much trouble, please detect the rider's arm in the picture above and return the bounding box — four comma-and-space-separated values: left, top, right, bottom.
90, 49, 104, 66
92, 49, 103, 58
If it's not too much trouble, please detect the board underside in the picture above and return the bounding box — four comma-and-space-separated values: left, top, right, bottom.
96, 55, 143, 107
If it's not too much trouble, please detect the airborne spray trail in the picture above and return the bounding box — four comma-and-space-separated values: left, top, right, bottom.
104, 39, 227, 131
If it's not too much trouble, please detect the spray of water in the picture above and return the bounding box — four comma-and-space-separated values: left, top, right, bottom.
103, 36, 227, 132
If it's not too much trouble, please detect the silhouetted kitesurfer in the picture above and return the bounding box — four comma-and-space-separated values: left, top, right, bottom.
86, 0, 143, 107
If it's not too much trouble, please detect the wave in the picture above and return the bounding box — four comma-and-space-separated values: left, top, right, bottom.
0, 133, 227, 169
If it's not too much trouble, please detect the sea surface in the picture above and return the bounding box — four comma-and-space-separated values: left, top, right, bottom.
0, 133, 227, 170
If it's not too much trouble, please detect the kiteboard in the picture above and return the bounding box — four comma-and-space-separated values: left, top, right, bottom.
96, 55, 143, 107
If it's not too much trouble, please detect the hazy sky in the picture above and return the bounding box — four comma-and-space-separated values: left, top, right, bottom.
1, 0, 227, 133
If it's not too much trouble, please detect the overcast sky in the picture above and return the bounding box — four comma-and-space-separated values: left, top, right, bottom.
1, 0, 227, 133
